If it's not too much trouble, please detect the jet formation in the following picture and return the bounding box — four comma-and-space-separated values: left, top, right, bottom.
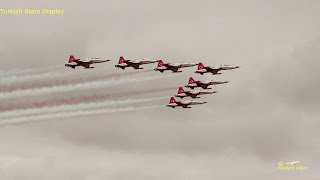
65, 55, 239, 108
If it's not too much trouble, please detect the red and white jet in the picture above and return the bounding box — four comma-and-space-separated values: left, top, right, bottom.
185, 77, 229, 89
65, 55, 110, 69
175, 87, 216, 99
167, 97, 207, 108
154, 60, 198, 73
195, 62, 239, 75
115, 56, 158, 70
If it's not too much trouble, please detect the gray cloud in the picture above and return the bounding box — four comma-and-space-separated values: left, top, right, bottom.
260, 38, 320, 111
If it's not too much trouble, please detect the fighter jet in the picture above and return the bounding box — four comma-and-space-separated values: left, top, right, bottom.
65, 55, 110, 69
154, 60, 198, 73
286, 161, 300, 166
185, 77, 229, 89
195, 62, 239, 75
175, 87, 217, 99
115, 56, 158, 70
167, 97, 207, 108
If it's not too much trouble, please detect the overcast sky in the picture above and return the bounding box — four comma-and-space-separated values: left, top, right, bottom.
0, 0, 319, 179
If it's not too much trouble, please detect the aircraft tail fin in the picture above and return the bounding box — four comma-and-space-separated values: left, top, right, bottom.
197, 62, 205, 70
157, 60, 164, 67
188, 77, 195, 84
118, 56, 125, 64
177, 87, 185, 94
169, 97, 177, 104
69, 55, 79, 63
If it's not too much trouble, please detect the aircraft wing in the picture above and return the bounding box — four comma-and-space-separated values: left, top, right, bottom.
196, 81, 206, 86
165, 63, 180, 68
179, 102, 192, 108
208, 68, 221, 74
180, 101, 192, 106
196, 68, 208, 73
120, 60, 142, 69
186, 91, 200, 95
167, 103, 179, 108
124, 60, 136, 64
73, 60, 85, 64
156, 66, 168, 70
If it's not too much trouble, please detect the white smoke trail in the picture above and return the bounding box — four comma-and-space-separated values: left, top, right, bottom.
0, 64, 114, 86
0, 75, 169, 100
0, 68, 154, 93
0, 65, 63, 78
0, 96, 169, 119
0, 66, 107, 86
0, 70, 75, 85
0, 105, 165, 128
